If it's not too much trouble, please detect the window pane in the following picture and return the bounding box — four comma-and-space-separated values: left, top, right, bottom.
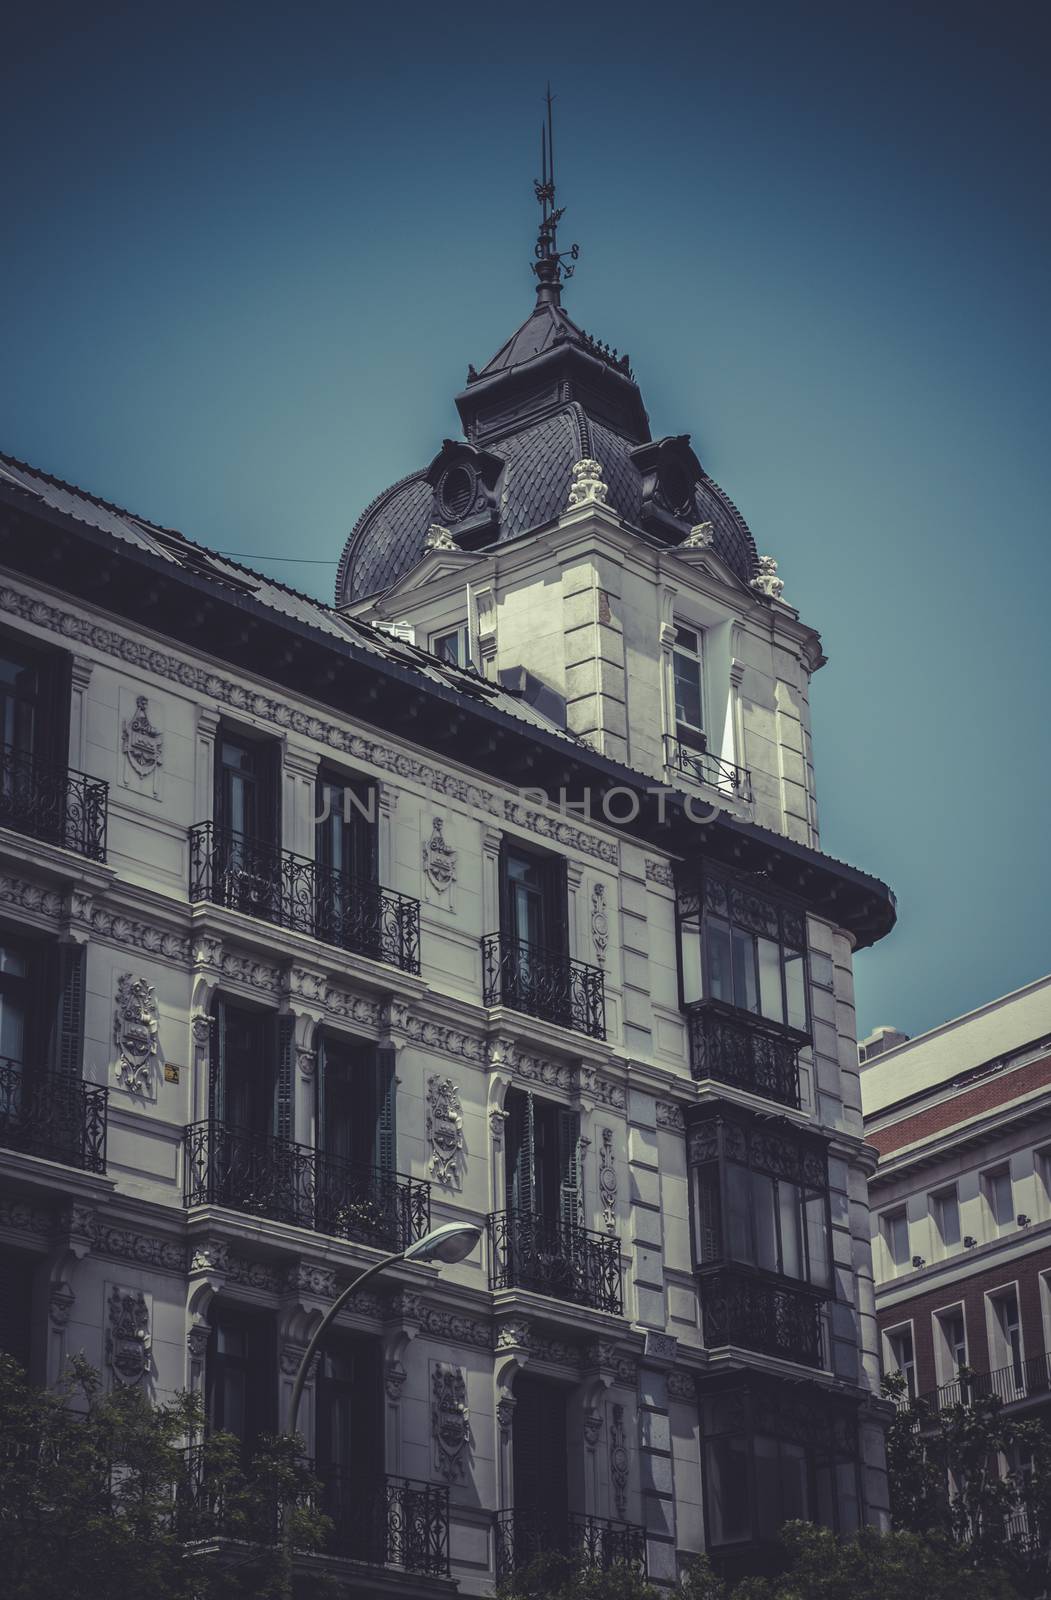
836, 1461, 860, 1533
754, 1436, 781, 1539
752, 1172, 778, 1273
779, 1181, 804, 1279
706, 1435, 750, 1544
806, 1195, 831, 1288
758, 937, 784, 1023
673, 650, 703, 735
725, 1164, 752, 1264
731, 927, 758, 1013
934, 1189, 960, 1248
782, 1441, 809, 1522
986, 1169, 1013, 1227
885, 1210, 909, 1267
784, 950, 807, 1031
705, 920, 733, 1004
815, 1463, 835, 1529
680, 917, 703, 1005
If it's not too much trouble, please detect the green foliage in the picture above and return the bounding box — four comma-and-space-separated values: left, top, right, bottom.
0, 1355, 330, 1600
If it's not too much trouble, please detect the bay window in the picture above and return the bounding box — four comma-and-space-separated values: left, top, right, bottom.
677, 870, 809, 1033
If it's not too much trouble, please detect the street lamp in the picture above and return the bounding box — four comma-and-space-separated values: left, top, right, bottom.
287, 1221, 481, 1438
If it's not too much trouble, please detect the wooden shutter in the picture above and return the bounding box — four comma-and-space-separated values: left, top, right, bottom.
50, 943, 85, 1079
374, 1046, 396, 1173
557, 1108, 581, 1238
505, 1090, 535, 1218
209, 998, 226, 1124
275, 1014, 295, 1142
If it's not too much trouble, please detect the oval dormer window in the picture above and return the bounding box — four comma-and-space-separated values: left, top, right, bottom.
438, 464, 476, 522
658, 456, 695, 519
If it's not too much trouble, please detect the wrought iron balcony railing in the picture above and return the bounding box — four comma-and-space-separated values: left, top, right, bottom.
185, 1120, 430, 1251
189, 823, 420, 974
698, 1268, 824, 1368
320, 1467, 450, 1575
487, 1209, 623, 1315
665, 734, 752, 802
685, 998, 807, 1109
481, 933, 605, 1040
0, 1058, 108, 1172
914, 1353, 1051, 1416
494, 1509, 646, 1579
0, 743, 108, 861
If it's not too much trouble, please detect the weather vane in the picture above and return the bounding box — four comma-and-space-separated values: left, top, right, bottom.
532, 85, 579, 304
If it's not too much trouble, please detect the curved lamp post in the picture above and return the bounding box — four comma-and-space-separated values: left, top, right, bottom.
287, 1221, 482, 1439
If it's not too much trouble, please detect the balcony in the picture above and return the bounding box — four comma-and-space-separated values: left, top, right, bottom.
685, 998, 807, 1109
0, 1059, 108, 1172
0, 744, 108, 861
185, 1121, 430, 1251
494, 1509, 646, 1579
189, 823, 420, 974
487, 1210, 623, 1316
481, 934, 605, 1040
665, 734, 752, 803
915, 1353, 1051, 1416
320, 1469, 450, 1575
698, 1268, 824, 1368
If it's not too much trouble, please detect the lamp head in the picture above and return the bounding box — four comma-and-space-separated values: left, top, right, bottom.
404, 1221, 482, 1266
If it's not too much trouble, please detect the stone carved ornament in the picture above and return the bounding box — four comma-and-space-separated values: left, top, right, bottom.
113, 972, 159, 1093
591, 882, 609, 967
567, 458, 609, 509
426, 1075, 466, 1190
421, 815, 457, 897
750, 554, 785, 601
599, 1127, 617, 1233
610, 1402, 629, 1518
106, 1286, 151, 1387
431, 1363, 471, 1483
121, 693, 163, 780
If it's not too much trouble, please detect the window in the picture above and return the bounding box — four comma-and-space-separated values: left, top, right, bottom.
206, 1307, 274, 1452
934, 1307, 968, 1393
501, 845, 567, 954
431, 623, 471, 668
0, 633, 71, 769
513, 1374, 569, 1524
690, 1109, 832, 1291
930, 1186, 961, 1257
672, 624, 705, 752
210, 1000, 281, 1136
315, 1333, 383, 1554
885, 1326, 917, 1398
315, 770, 376, 883
1037, 1147, 1051, 1214
317, 1034, 395, 1174
505, 1089, 579, 1235
990, 1288, 1025, 1392
881, 1208, 910, 1275
677, 871, 809, 1034
982, 1166, 1014, 1237
0, 939, 88, 1167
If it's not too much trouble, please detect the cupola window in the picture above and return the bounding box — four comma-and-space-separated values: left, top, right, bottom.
437, 464, 475, 522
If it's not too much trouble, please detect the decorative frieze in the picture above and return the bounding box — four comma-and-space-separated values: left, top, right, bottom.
225, 1257, 281, 1293
415, 1303, 491, 1348
0, 875, 65, 923
74, 899, 190, 965
0, 1198, 52, 1235
431, 1363, 471, 1483
644, 859, 675, 888
426, 1076, 466, 1190
667, 1369, 698, 1402
95, 1224, 184, 1273
503, 799, 619, 866
655, 1101, 685, 1131
113, 973, 160, 1094
106, 1286, 151, 1386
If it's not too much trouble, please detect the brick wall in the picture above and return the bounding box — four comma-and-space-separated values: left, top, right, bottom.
869, 1054, 1051, 1157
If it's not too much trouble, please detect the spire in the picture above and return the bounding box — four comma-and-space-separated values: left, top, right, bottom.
532, 86, 578, 307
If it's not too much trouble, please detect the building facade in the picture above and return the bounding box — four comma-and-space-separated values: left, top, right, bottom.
863, 977, 1051, 1432
0, 220, 896, 1592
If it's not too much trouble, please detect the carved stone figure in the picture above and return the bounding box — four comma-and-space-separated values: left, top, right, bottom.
610, 1402, 629, 1518
566, 458, 609, 509
591, 882, 609, 966
421, 816, 457, 901
121, 694, 163, 784
426, 1075, 465, 1190
113, 972, 159, 1093
106, 1286, 151, 1386
750, 554, 785, 600
599, 1127, 617, 1232
431, 1363, 471, 1483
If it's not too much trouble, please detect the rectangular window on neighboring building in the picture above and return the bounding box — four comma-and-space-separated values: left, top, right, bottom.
881, 1208, 910, 1274
982, 1165, 1014, 1237
989, 1287, 1025, 1393
930, 1186, 961, 1256
885, 1326, 916, 1398
1036, 1147, 1051, 1216
934, 1307, 968, 1397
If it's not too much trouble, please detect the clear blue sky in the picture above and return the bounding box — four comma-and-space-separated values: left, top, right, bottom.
3, 0, 1049, 1041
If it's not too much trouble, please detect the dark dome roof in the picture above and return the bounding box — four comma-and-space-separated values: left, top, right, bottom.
336, 303, 759, 606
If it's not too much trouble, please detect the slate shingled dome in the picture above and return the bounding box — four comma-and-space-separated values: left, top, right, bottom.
336, 300, 759, 606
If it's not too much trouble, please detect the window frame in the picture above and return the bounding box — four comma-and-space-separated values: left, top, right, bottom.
986, 1281, 1026, 1394
883, 1321, 917, 1399
880, 1206, 910, 1278
676, 869, 811, 1037
932, 1301, 969, 1392
981, 1163, 1015, 1239
430, 622, 472, 668
670, 621, 706, 753
929, 1184, 962, 1260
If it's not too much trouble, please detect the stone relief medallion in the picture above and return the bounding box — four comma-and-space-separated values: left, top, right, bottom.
427, 1075, 466, 1190
121, 693, 163, 790
106, 1286, 151, 1387
431, 1362, 471, 1483
113, 972, 160, 1094
421, 816, 457, 905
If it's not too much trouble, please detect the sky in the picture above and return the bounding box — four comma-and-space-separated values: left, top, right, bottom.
3, 0, 1049, 1043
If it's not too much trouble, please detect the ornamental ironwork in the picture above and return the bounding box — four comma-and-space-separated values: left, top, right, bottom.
189, 822, 420, 974
915, 1352, 1051, 1417
487, 1209, 622, 1315
481, 933, 605, 1040
184, 1120, 429, 1251
0, 744, 108, 860
0, 1058, 108, 1172
686, 999, 804, 1109
688, 1108, 829, 1190
320, 1469, 451, 1574
699, 1268, 823, 1368
494, 1509, 646, 1579
664, 735, 752, 802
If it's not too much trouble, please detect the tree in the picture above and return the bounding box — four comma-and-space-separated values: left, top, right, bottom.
0, 1354, 331, 1600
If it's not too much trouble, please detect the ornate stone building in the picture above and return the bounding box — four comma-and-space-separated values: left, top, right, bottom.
0, 184, 895, 1591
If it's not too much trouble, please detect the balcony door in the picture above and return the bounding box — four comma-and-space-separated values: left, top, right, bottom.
214, 729, 280, 916
499, 846, 569, 1021
0, 937, 85, 1165
316, 1334, 383, 1557
505, 1090, 579, 1234
0, 638, 72, 844
317, 1036, 397, 1246
206, 1305, 275, 1456
315, 771, 377, 951
513, 1375, 569, 1546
